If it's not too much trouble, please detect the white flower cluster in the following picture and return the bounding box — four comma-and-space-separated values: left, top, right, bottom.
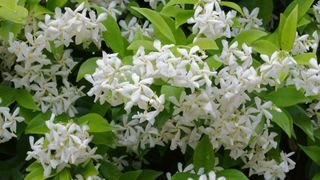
144, 0, 166, 9
89, 0, 128, 19
313, 0, 320, 24
238, 7, 263, 30
0, 102, 24, 143
39, 3, 107, 48
3, 3, 107, 116
188, 0, 236, 39
26, 114, 101, 177
5, 35, 83, 116
166, 162, 225, 180
119, 17, 153, 42
292, 31, 319, 55
86, 38, 297, 179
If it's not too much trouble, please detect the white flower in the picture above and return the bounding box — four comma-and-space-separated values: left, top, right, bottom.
119, 17, 153, 42
38, 3, 107, 48
260, 51, 296, 85
188, 1, 236, 39
0, 106, 24, 143
292, 31, 319, 55
26, 114, 101, 177
238, 7, 263, 30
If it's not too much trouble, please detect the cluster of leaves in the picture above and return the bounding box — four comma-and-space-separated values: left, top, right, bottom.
0, 0, 320, 179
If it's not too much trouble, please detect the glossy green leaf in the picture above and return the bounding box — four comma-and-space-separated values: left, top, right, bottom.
78, 113, 113, 133
0, 85, 16, 106
193, 135, 215, 172
251, 39, 278, 56
206, 56, 223, 70
76, 57, 99, 82
100, 162, 122, 180
191, 38, 218, 50
231, 29, 268, 46
160, 85, 184, 101
103, 15, 126, 57
312, 171, 320, 180
127, 40, 156, 51
25, 112, 51, 134
132, 7, 176, 44
166, 0, 198, 7
175, 10, 194, 28
25, 163, 44, 180
171, 172, 199, 180
46, 0, 68, 11
161, 5, 183, 17
280, 5, 298, 51
0, 5, 28, 24
299, 145, 320, 166
296, 0, 314, 20
0, 0, 16, 8
270, 108, 293, 137
119, 170, 142, 180
53, 168, 71, 180
91, 131, 116, 147
293, 53, 316, 65
220, 1, 244, 16
137, 170, 162, 180
263, 86, 310, 107
81, 161, 99, 178
286, 106, 314, 141
15, 89, 40, 110
216, 169, 248, 180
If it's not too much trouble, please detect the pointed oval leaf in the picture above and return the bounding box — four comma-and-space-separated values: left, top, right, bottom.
132, 7, 176, 44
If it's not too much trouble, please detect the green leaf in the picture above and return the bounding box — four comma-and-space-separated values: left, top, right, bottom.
137, 170, 162, 180
78, 113, 113, 133
166, 0, 198, 7
175, 10, 194, 28
15, 89, 40, 110
220, 1, 244, 16
161, 5, 183, 17
171, 172, 199, 180
160, 85, 184, 101
25, 112, 51, 134
206, 56, 222, 70
193, 135, 215, 172
190, 38, 218, 50
91, 131, 116, 147
286, 106, 314, 141
251, 39, 279, 56
53, 168, 71, 180
293, 53, 316, 65
269, 108, 293, 138
102, 15, 126, 57
81, 161, 99, 178
119, 170, 142, 180
100, 162, 122, 180
76, 57, 99, 82
299, 145, 320, 166
263, 86, 310, 107
296, 0, 314, 20
216, 169, 248, 180
132, 7, 176, 44
231, 29, 268, 46
25, 163, 45, 180
280, 5, 298, 51
0, 0, 16, 8
127, 40, 156, 51
0, 5, 28, 24
312, 171, 320, 180
46, 0, 68, 11
0, 85, 16, 106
